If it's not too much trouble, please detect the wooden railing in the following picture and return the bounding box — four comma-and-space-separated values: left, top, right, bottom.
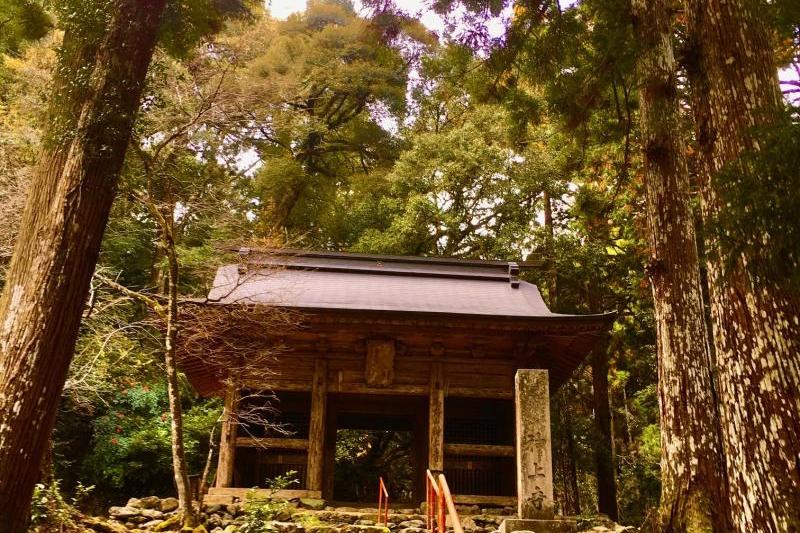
378, 477, 390, 526
426, 470, 464, 533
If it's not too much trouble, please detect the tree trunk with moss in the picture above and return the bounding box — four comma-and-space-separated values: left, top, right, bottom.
631, 0, 730, 530
0, 2, 166, 530
683, 1, 800, 530
163, 226, 199, 527
143, 196, 199, 527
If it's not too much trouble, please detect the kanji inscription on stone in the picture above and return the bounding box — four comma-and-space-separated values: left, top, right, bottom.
515, 369, 554, 519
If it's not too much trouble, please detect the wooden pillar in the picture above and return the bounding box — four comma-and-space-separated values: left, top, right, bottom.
216, 381, 239, 488
307, 358, 328, 492
413, 407, 428, 502
322, 400, 337, 499
428, 362, 445, 472
515, 369, 554, 519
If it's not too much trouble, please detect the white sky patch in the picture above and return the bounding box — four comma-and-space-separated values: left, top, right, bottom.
234, 147, 264, 177
266, 0, 306, 20
174, 201, 188, 223
780, 66, 800, 105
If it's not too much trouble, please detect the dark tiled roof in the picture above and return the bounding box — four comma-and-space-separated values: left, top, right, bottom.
206, 249, 603, 320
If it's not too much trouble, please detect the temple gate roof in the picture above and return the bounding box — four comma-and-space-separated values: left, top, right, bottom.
208, 249, 605, 320
180, 249, 614, 395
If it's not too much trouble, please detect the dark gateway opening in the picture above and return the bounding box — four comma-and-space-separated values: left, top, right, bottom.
328, 394, 427, 504
334, 428, 414, 503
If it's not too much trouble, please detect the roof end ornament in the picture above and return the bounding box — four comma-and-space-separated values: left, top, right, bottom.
509, 262, 520, 288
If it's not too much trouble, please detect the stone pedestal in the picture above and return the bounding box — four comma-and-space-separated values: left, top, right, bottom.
515, 369, 554, 519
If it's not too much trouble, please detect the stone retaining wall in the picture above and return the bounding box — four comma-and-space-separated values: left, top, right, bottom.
106, 497, 634, 533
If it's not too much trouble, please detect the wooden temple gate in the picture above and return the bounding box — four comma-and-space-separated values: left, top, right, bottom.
179, 250, 612, 510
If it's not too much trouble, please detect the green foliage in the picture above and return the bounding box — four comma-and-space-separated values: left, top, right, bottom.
222, 0, 417, 240
240, 472, 300, 533
638, 424, 661, 465
30, 480, 72, 529
710, 111, 800, 289
159, 0, 256, 57
0, 0, 51, 56
266, 470, 300, 492
0, 36, 56, 278
355, 104, 522, 256
50, 0, 254, 58
616, 422, 661, 523
82, 384, 221, 498
29, 480, 92, 529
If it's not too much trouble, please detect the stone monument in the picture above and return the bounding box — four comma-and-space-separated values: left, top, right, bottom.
500, 370, 576, 533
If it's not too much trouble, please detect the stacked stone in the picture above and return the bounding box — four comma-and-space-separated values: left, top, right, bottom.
107, 498, 633, 533
106, 499, 514, 532
107, 496, 179, 529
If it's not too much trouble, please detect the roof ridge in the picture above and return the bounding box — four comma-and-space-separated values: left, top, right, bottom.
233, 247, 544, 269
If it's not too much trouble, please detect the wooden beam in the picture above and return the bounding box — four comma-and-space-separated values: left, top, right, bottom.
215, 381, 239, 488
447, 387, 513, 399
328, 381, 428, 395
428, 362, 445, 471
244, 381, 510, 399
235, 437, 309, 450
307, 358, 327, 491
444, 443, 515, 457
241, 379, 311, 392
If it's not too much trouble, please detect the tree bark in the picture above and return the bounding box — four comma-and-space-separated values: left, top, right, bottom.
683, 1, 800, 530
630, 0, 730, 530
590, 340, 618, 522
0, 2, 166, 530
542, 191, 558, 309
96, 200, 200, 528
199, 425, 217, 497
151, 200, 199, 527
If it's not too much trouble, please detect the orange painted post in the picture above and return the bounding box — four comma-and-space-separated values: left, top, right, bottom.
438, 482, 446, 533
427, 483, 434, 532
426, 469, 439, 533
438, 474, 463, 533
378, 477, 390, 526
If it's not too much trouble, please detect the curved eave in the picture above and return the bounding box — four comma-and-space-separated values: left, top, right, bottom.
193, 298, 616, 331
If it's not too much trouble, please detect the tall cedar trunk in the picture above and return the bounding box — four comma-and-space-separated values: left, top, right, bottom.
0, 2, 166, 530
684, 1, 800, 530
543, 191, 558, 309
161, 212, 199, 527
631, 0, 730, 530
590, 340, 618, 522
